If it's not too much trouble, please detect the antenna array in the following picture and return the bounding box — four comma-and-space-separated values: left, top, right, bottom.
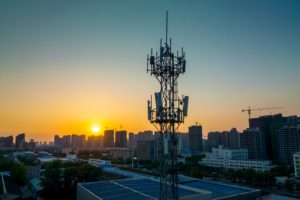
147, 11, 189, 200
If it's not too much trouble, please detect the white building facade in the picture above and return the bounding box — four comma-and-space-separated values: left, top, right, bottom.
208, 145, 248, 160
89, 159, 112, 168
200, 145, 273, 172
294, 151, 300, 177
200, 158, 273, 172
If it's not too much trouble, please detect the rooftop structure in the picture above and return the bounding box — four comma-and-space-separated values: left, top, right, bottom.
78, 179, 211, 200
181, 179, 259, 199
200, 158, 273, 172
77, 167, 260, 200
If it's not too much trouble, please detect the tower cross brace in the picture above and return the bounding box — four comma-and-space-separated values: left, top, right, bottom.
147, 12, 188, 200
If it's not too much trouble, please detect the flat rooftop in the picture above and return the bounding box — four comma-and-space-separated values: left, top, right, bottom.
84, 167, 260, 200
79, 178, 208, 200
181, 179, 253, 199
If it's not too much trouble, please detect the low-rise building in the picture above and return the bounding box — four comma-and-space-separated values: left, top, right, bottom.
293, 151, 300, 177
88, 159, 111, 168
109, 148, 131, 159
206, 145, 248, 160
200, 145, 273, 172
199, 158, 273, 172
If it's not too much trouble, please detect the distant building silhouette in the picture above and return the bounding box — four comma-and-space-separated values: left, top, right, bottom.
115, 130, 127, 148
103, 130, 114, 147
207, 128, 240, 150
249, 114, 296, 160
26, 139, 36, 150
188, 125, 202, 153
54, 135, 61, 146
15, 133, 25, 149
277, 123, 300, 165
136, 130, 154, 143
137, 140, 158, 160
250, 114, 299, 163
177, 132, 189, 154
0, 136, 13, 148
71, 134, 85, 149
128, 132, 135, 147
62, 135, 71, 147
87, 135, 103, 149
240, 128, 266, 160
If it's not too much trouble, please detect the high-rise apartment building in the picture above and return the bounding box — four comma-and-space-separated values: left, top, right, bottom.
86, 135, 103, 149
128, 132, 135, 147
277, 123, 300, 165
136, 131, 154, 142
207, 128, 240, 150
137, 140, 158, 160
115, 130, 127, 147
27, 139, 36, 150
188, 125, 202, 153
54, 135, 71, 148
249, 114, 298, 160
16, 133, 25, 149
240, 128, 266, 160
103, 130, 114, 147
62, 135, 71, 147
54, 135, 61, 146
71, 134, 85, 149
0, 136, 13, 148
177, 132, 189, 153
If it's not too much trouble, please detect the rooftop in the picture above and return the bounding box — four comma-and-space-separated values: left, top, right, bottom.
81, 167, 260, 200
181, 179, 254, 199
79, 178, 209, 200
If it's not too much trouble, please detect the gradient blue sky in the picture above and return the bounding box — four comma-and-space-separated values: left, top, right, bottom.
0, 0, 299, 141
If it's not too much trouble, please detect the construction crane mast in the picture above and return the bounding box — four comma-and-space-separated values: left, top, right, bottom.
242, 106, 284, 120
147, 12, 189, 200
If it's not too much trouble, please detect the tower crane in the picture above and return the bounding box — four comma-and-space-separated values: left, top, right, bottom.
242, 106, 284, 120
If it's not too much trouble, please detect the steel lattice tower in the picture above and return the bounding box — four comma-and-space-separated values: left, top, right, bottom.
147, 12, 189, 200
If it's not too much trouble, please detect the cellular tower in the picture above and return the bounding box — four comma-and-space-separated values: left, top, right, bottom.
147, 12, 189, 200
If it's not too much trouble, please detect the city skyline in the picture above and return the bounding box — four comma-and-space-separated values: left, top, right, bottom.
1, 0, 300, 141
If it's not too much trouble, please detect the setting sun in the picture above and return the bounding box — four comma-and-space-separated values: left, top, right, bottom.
91, 124, 100, 133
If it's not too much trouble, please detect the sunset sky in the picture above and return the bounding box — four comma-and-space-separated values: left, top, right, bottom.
0, 0, 299, 141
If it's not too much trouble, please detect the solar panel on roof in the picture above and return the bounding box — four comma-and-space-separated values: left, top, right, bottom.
81, 179, 199, 200
82, 181, 150, 200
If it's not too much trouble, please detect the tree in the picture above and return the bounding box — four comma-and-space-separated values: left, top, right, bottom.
64, 166, 79, 199
0, 155, 14, 171
189, 166, 203, 179
186, 155, 202, 167
17, 155, 36, 166
39, 160, 63, 200
285, 180, 294, 192
78, 164, 102, 182
296, 182, 300, 192
271, 165, 290, 176
10, 163, 27, 186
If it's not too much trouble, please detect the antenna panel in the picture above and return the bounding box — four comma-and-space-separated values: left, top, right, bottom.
155, 92, 162, 112
183, 96, 189, 117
